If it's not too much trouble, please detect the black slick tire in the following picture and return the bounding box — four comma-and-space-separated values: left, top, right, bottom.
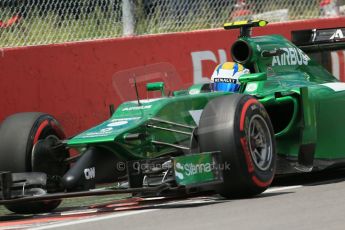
198, 94, 276, 198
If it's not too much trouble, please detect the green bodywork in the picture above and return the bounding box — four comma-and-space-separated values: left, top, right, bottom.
67, 32, 345, 170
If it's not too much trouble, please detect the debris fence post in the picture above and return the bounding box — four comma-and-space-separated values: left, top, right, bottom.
122, 0, 136, 36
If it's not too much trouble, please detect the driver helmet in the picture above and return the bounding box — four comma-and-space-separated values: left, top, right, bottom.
211, 62, 249, 92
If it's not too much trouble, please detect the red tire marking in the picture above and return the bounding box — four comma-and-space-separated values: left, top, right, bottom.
240, 137, 254, 173
50, 120, 66, 139
34, 119, 65, 144
252, 175, 273, 188
240, 98, 273, 187
240, 98, 257, 131
239, 98, 257, 172
33, 120, 49, 144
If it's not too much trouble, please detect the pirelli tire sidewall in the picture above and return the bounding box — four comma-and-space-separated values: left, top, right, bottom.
235, 96, 276, 189
0, 112, 67, 173
199, 94, 276, 198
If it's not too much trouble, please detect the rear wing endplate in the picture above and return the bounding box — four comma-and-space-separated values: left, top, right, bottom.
292, 27, 345, 52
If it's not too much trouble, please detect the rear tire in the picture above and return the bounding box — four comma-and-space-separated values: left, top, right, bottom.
198, 95, 276, 198
0, 112, 67, 214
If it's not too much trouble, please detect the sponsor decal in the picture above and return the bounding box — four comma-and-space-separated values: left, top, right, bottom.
183, 162, 212, 176
80, 127, 113, 138
107, 117, 141, 127
173, 153, 226, 186
82, 133, 103, 137
111, 117, 141, 121
330, 29, 344, 40
82, 130, 114, 137
107, 121, 128, 127
213, 78, 238, 83
122, 105, 152, 111
77, 117, 141, 139
175, 163, 184, 180
99, 127, 113, 133
174, 155, 214, 185
84, 167, 96, 180
272, 47, 310, 66
175, 161, 212, 179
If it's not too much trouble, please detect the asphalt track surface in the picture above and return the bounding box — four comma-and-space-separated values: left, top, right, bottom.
2, 169, 345, 230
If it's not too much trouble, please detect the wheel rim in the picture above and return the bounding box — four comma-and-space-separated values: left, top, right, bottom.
248, 114, 273, 171
31, 125, 69, 176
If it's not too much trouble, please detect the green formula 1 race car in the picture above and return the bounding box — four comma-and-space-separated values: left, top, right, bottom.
1, 20, 345, 214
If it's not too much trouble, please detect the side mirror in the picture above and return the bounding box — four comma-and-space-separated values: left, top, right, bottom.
239, 72, 267, 84
146, 82, 165, 96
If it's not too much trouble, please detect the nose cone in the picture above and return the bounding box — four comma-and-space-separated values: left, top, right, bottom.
62, 147, 97, 191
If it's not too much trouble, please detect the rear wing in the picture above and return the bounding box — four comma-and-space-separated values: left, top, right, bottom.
292, 27, 345, 52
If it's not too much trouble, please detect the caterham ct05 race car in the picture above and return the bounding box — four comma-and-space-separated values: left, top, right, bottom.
1, 20, 345, 214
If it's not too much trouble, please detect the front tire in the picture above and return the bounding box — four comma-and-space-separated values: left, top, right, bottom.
0, 112, 68, 213
198, 95, 276, 198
